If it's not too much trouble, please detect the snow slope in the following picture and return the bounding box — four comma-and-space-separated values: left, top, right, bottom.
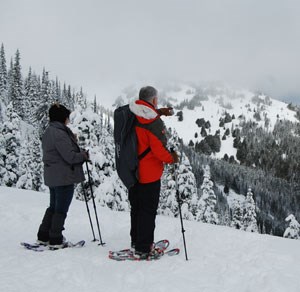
113, 83, 298, 160
1, 186, 300, 292
162, 85, 298, 159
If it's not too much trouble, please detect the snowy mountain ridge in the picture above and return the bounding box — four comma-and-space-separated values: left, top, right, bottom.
113, 83, 299, 161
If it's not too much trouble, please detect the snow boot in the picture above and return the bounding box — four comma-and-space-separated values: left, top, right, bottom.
37, 207, 53, 244
133, 244, 163, 260
49, 213, 66, 247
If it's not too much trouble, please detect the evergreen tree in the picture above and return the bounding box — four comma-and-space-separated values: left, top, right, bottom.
196, 165, 219, 224
71, 107, 128, 211
24, 69, 41, 125
35, 69, 52, 136
53, 77, 61, 102
40, 69, 52, 103
0, 43, 8, 103
283, 214, 300, 239
1, 103, 21, 186
231, 199, 244, 229
159, 129, 197, 220
8, 50, 23, 117
22, 67, 34, 122
7, 58, 13, 103
0, 123, 7, 185
93, 95, 97, 113
30, 131, 43, 191
16, 134, 33, 190
75, 87, 86, 110
66, 85, 74, 110
16, 131, 43, 190
243, 187, 258, 232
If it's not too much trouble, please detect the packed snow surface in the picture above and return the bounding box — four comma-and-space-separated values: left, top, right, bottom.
1, 186, 300, 292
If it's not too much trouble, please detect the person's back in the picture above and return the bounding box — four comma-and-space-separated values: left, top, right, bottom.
126, 86, 178, 259
42, 120, 85, 187
129, 98, 173, 183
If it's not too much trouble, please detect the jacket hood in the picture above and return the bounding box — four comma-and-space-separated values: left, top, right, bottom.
129, 100, 158, 121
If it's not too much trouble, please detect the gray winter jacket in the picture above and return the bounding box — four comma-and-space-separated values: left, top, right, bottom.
42, 121, 86, 187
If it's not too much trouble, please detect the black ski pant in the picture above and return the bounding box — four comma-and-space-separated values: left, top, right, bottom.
128, 180, 161, 253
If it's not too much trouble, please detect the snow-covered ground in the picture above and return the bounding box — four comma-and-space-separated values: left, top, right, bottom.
162, 85, 298, 159
1, 186, 300, 292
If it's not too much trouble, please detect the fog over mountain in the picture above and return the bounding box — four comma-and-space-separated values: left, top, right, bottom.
1, 0, 300, 104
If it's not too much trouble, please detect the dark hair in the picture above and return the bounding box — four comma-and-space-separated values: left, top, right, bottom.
139, 86, 158, 102
49, 103, 71, 123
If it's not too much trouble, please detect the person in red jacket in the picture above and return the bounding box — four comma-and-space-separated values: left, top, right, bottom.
128, 86, 178, 259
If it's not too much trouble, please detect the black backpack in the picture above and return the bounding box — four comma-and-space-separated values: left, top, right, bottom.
113, 105, 151, 190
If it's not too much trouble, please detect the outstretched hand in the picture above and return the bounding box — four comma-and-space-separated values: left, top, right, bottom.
170, 151, 179, 163
157, 107, 174, 116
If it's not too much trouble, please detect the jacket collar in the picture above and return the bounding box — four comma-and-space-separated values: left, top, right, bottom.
50, 121, 68, 130
49, 121, 78, 144
129, 100, 158, 120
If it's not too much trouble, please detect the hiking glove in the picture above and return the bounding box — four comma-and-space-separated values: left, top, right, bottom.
171, 151, 179, 163
82, 150, 89, 161
157, 107, 174, 116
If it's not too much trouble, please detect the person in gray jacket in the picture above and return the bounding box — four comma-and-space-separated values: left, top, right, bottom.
37, 103, 88, 248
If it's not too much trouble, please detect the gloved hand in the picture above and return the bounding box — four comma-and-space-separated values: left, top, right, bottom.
82, 150, 90, 161
170, 151, 179, 163
157, 107, 174, 116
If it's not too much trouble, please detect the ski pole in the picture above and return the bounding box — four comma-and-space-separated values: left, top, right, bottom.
81, 182, 97, 242
85, 161, 105, 246
172, 148, 188, 261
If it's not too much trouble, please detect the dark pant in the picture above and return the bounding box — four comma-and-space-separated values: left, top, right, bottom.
49, 184, 74, 214
129, 180, 161, 253
38, 184, 74, 244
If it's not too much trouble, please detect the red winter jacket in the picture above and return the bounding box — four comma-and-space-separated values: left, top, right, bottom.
129, 100, 174, 183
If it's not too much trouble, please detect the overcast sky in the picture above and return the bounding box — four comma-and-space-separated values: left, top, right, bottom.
1, 0, 300, 105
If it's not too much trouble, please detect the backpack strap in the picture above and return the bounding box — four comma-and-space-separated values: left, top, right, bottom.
138, 147, 151, 160
136, 118, 167, 146
135, 117, 168, 161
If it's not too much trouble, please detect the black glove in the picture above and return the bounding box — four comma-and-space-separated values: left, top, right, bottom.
170, 151, 179, 163
82, 150, 89, 161
157, 107, 174, 116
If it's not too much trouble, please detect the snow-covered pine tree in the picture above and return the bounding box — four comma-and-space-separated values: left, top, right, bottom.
94, 109, 128, 211
159, 128, 197, 220
93, 95, 97, 113
0, 43, 8, 104
243, 187, 258, 232
16, 134, 33, 190
40, 69, 50, 101
66, 85, 74, 110
0, 122, 7, 185
30, 131, 43, 191
1, 103, 21, 186
231, 199, 244, 229
197, 165, 219, 224
8, 50, 23, 118
159, 167, 178, 217
22, 67, 34, 123
75, 87, 87, 110
24, 69, 41, 125
16, 131, 43, 191
283, 214, 300, 239
71, 106, 128, 211
53, 77, 61, 103
36, 69, 54, 137
60, 83, 73, 110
